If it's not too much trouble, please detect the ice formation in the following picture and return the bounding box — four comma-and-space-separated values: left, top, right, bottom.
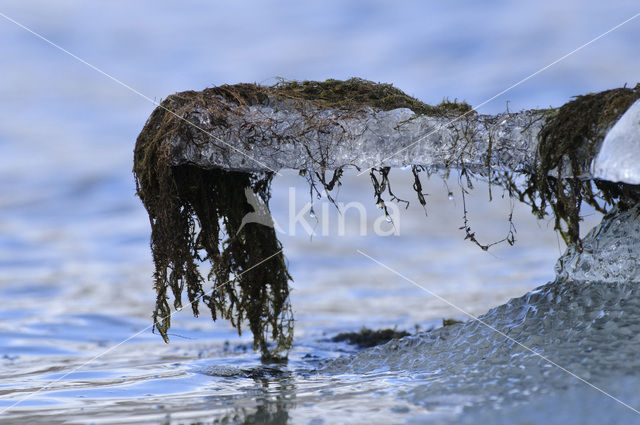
169, 100, 544, 174
556, 203, 640, 283
158, 84, 640, 187
323, 202, 640, 412
592, 98, 640, 185
135, 80, 640, 360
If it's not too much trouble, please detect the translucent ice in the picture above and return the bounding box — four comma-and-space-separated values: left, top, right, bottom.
168, 97, 545, 174
323, 202, 640, 413
592, 98, 640, 184
556, 203, 640, 283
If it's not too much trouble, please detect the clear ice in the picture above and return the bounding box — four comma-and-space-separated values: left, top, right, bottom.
323, 203, 640, 420
169, 99, 544, 174
592, 98, 640, 185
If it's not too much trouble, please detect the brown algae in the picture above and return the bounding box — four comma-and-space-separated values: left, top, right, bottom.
134, 79, 639, 358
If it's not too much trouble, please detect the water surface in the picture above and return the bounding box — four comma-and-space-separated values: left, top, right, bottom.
1, 1, 638, 423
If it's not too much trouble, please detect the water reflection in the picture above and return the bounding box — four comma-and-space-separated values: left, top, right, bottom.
194, 369, 296, 425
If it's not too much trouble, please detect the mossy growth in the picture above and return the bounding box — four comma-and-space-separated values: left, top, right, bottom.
274, 77, 472, 116
331, 327, 411, 348
134, 78, 640, 360
134, 99, 293, 360
132, 78, 472, 359
512, 84, 640, 246
171, 77, 472, 118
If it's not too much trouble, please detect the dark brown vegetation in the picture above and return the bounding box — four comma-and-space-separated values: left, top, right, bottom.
332, 327, 411, 348
134, 78, 639, 358
513, 84, 640, 245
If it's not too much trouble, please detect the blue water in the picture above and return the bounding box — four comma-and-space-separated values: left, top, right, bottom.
0, 1, 638, 423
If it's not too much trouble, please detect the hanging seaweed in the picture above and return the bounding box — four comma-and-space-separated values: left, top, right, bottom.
133, 78, 471, 358
411, 165, 429, 213
513, 84, 640, 246
370, 167, 410, 219
133, 95, 293, 360
134, 77, 640, 361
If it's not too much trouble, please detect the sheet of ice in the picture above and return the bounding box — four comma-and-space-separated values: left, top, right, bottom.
556, 204, 640, 283
168, 94, 640, 185
592, 98, 640, 184
168, 98, 545, 173
323, 202, 640, 419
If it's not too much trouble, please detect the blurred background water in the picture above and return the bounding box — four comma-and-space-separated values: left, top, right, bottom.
0, 1, 639, 424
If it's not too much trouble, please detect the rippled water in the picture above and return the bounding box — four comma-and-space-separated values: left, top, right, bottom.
1, 1, 639, 424
2, 167, 574, 424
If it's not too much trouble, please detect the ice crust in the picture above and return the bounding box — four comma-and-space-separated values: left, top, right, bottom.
556, 204, 640, 283
167, 94, 640, 186
592, 98, 640, 184
168, 98, 544, 174
323, 203, 640, 415
159, 91, 640, 188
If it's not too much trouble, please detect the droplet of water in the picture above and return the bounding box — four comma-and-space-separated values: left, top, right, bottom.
309, 208, 316, 219
448, 192, 454, 201
385, 215, 393, 223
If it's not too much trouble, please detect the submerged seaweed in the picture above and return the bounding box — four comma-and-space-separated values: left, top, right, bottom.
332, 327, 411, 348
